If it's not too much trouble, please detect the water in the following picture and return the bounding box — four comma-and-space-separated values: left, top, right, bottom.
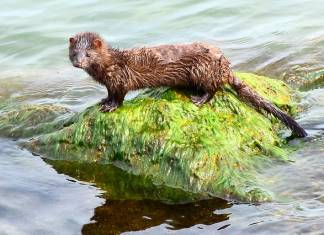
0, 0, 324, 234
0, 140, 104, 235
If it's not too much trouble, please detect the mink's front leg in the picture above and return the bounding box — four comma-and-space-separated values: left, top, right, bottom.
100, 97, 109, 105
99, 86, 111, 105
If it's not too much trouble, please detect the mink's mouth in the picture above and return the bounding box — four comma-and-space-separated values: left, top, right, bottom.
73, 63, 82, 68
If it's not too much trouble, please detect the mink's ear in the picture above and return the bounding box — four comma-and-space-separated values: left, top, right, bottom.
93, 39, 102, 49
69, 37, 75, 44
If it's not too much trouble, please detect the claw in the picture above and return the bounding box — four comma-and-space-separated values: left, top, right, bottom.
100, 104, 109, 112
108, 106, 117, 112
190, 95, 205, 106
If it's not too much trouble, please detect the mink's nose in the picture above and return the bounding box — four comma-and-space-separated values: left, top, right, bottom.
73, 62, 82, 68
73, 60, 85, 68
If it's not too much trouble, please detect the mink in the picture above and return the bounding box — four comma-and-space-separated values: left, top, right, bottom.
69, 32, 307, 137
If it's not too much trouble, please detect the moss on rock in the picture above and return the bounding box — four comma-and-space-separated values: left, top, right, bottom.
22, 72, 298, 202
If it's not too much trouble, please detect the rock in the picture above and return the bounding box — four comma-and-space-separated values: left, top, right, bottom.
300, 69, 324, 91
0, 104, 73, 138
282, 66, 324, 90
22, 72, 298, 202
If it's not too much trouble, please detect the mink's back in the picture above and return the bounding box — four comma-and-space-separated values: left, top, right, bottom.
126, 42, 224, 63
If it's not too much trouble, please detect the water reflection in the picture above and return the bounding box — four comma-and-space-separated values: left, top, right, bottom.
45, 159, 233, 234
45, 159, 209, 203
82, 198, 231, 234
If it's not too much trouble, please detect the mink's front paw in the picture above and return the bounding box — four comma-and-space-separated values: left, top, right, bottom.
100, 99, 118, 112
100, 104, 117, 112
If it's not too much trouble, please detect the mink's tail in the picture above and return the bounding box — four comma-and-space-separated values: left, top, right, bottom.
228, 76, 307, 138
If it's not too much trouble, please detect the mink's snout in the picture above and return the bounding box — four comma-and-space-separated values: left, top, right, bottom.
72, 61, 82, 68
70, 53, 88, 69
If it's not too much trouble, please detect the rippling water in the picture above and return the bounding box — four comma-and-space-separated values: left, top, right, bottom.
0, 1, 324, 234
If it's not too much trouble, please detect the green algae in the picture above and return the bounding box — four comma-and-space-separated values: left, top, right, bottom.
22, 72, 298, 202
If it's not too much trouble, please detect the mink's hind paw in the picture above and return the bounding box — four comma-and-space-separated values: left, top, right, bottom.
190, 93, 212, 106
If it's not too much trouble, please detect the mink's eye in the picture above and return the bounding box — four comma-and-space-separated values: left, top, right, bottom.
86, 52, 90, 57
71, 51, 77, 57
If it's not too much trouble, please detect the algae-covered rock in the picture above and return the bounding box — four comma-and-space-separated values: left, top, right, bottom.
24, 72, 299, 202
283, 66, 324, 90
300, 69, 324, 91
0, 104, 73, 138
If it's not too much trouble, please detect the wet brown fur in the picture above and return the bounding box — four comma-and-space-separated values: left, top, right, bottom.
69, 32, 307, 137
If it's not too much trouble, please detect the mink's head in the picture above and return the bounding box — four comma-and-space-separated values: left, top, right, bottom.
69, 32, 106, 69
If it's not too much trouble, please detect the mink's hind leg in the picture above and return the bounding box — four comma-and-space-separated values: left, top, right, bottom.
190, 92, 214, 106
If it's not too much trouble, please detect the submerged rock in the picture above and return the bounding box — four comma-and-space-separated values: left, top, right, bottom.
0, 104, 73, 138
300, 69, 324, 91
20, 72, 300, 202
